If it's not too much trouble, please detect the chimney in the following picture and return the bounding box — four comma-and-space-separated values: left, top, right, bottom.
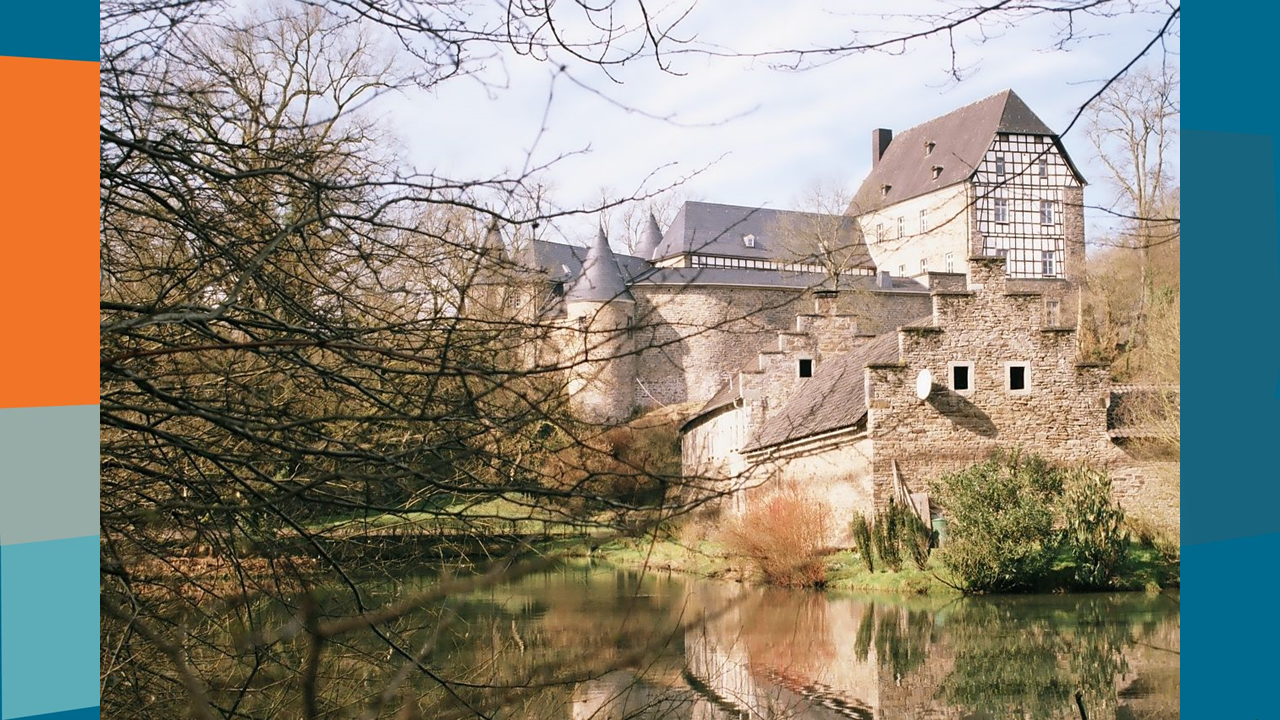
877, 270, 893, 289
813, 289, 839, 315
872, 128, 893, 167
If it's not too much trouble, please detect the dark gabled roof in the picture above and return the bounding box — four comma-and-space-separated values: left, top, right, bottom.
635, 213, 664, 261
652, 201, 871, 266
744, 333, 902, 451
849, 90, 1078, 215
524, 239, 651, 283
565, 228, 635, 302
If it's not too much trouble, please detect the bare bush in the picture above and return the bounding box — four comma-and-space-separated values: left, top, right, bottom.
723, 484, 833, 588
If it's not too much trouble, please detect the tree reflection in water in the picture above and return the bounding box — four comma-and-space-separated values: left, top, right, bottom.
200, 564, 1175, 718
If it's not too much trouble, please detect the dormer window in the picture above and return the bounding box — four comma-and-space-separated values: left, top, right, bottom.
931, 165, 943, 180
742, 234, 756, 248
925, 141, 936, 156
881, 184, 892, 198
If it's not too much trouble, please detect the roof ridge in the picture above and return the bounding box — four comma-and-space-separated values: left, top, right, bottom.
891, 89, 1012, 138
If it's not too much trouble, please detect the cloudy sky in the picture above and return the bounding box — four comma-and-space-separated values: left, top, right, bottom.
378, 1, 1180, 248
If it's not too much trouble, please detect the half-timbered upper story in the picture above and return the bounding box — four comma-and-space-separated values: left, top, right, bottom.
849, 90, 1086, 284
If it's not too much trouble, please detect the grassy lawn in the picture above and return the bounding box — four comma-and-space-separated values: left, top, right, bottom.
824, 551, 960, 594
306, 496, 597, 537
589, 535, 1178, 596
303, 506, 1179, 596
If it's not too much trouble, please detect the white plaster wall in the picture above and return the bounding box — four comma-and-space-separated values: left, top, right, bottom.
855, 184, 971, 282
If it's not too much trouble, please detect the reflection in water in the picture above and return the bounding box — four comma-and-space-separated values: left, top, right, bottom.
206, 563, 1177, 717
432, 565, 1177, 719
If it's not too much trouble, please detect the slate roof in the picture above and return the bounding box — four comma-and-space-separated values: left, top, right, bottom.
651, 201, 872, 266
635, 267, 928, 293
635, 213, 664, 261
565, 228, 635, 302
524, 239, 652, 283
849, 89, 1083, 215
743, 333, 902, 451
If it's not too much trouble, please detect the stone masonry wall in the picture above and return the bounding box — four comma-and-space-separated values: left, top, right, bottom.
630, 284, 934, 412
630, 285, 806, 408
563, 299, 637, 425
865, 256, 1127, 508
832, 289, 933, 335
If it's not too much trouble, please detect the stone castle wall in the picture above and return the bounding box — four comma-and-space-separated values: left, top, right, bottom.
743, 434, 876, 546
562, 299, 636, 425
630, 285, 807, 408
865, 256, 1124, 508
628, 284, 933, 412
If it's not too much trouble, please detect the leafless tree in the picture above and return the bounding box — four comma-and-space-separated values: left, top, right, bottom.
772, 182, 874, 289
1086, 65, 1180, 318
99, 1, 1180, 717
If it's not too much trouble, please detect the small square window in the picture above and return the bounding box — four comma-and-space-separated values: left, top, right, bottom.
798, 358, 814, 378
949, 361, 974, 394
1005, 362, 1031, 394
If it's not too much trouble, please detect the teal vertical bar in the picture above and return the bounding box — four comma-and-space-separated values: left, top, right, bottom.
0, 537, 100, 720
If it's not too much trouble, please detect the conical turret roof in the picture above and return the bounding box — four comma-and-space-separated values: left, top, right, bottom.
634, 213, 664, 261
480, 223, 506, 261
566, 227, 634, 302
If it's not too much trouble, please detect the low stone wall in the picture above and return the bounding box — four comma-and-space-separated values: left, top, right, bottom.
1109, 460, 1180, 537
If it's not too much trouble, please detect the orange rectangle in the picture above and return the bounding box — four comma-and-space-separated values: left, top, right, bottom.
0, 56, 100, 408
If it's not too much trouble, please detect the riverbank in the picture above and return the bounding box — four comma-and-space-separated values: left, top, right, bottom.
580, 535, 1178, 596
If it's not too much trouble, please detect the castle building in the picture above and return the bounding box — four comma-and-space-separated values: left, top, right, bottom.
515, 89, 1177, 540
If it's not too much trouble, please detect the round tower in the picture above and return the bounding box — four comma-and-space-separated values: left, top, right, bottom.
563, 227, 637, 424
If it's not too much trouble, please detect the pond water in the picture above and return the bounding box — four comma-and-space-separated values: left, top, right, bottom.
398, 563, 1179, 719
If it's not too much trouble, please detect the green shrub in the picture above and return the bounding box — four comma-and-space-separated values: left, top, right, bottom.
872, 502, 903, 572
1062, 467, 1130, 588
931, 449, 1065, 592
897, 502, 932, 571
851, 513, 875, 572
